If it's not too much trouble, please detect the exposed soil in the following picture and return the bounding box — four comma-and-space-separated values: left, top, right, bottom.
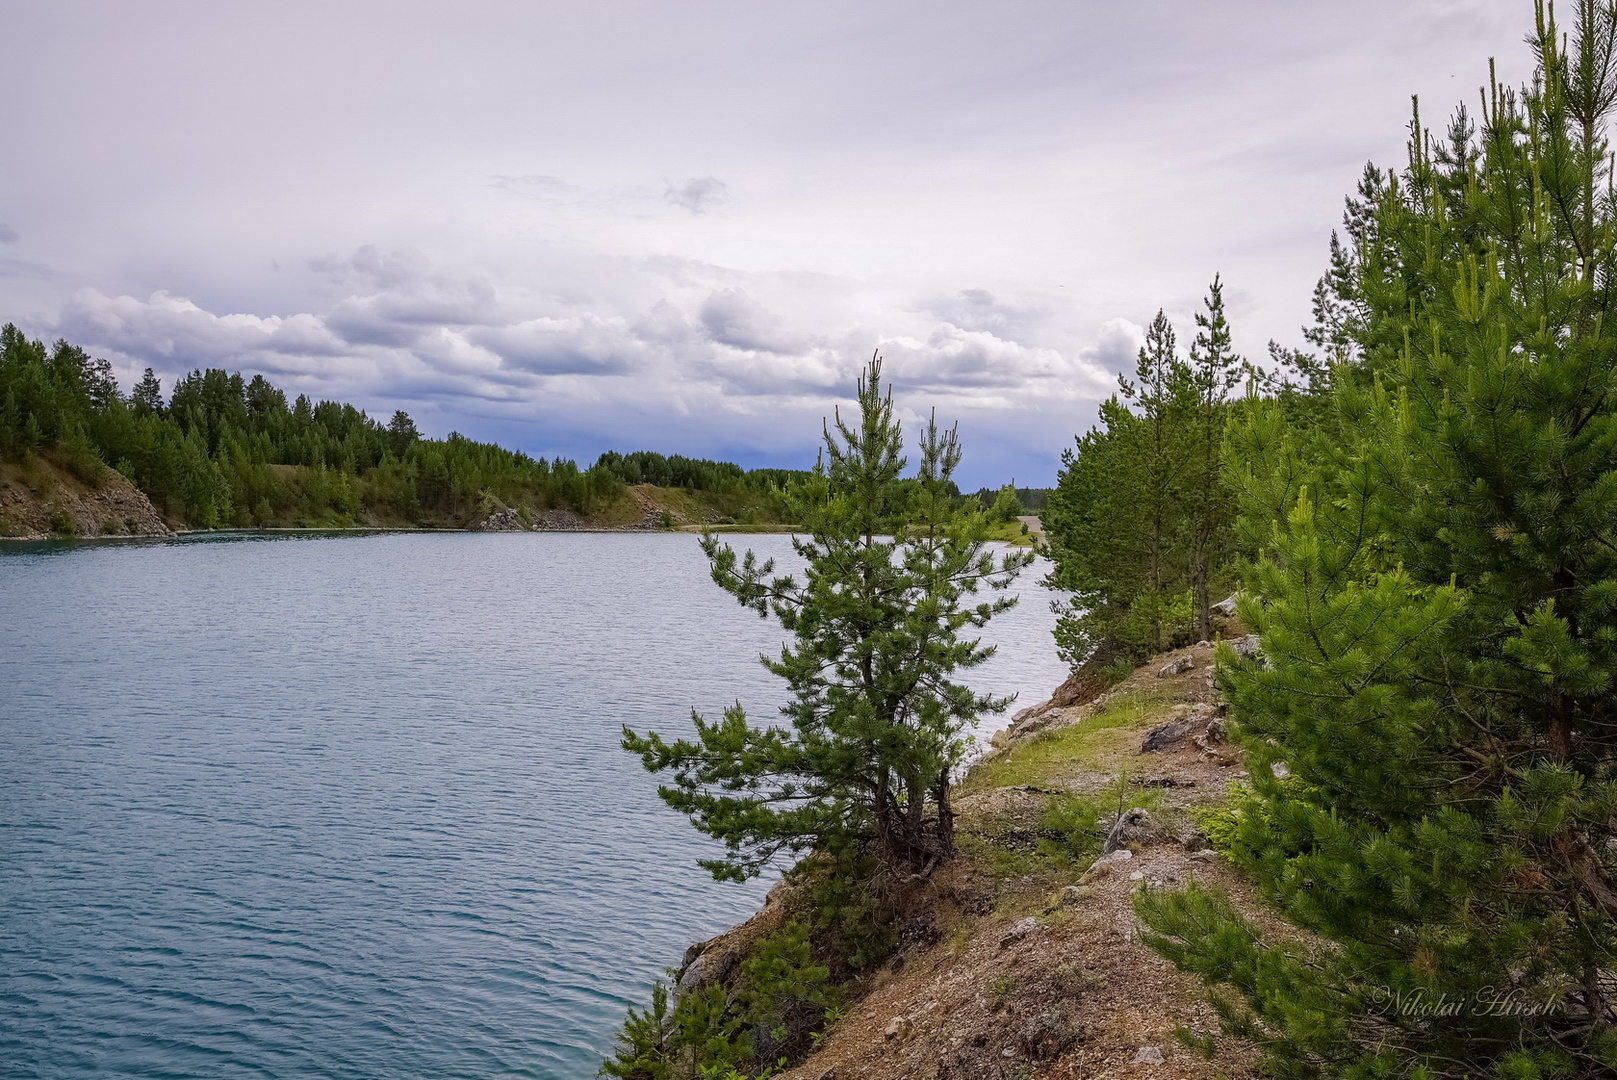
671, 639, 1278, 1080
0, 454, 172, 539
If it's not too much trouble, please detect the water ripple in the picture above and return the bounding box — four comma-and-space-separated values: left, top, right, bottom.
0, 532, 1065, 1078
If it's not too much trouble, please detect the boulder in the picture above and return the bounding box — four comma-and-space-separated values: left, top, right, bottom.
1143, 703, 1221, 754
1134, 1045, 1166, 1064
1195, 716, 1228, 750
999, 916, 1037, 949
473, 507, 523, 531
1018, 1010, 1076, 1060
1227, 634, 1262, 660
1158, 654, 1194, 677
1140, 718, 1195, 753
1103, 808, 1168, 854
1212, 594, 1239, 616
675, 938, 740, 993
1055, 884, 1089, 907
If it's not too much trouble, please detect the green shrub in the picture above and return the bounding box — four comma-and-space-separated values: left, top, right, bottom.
48, 504, 78, 537
788, 850, 898, 976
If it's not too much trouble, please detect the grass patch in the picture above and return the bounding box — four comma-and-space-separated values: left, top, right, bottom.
984, 519, 1039, 546
962, 688, 1173, 795
956, 831, 1049, 881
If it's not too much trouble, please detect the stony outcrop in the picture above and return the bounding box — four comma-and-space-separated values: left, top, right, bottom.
1102, 808, 1169, 854
1227, 634, 1263, 661
0, 458, 172, 540
473, 507, 524, 531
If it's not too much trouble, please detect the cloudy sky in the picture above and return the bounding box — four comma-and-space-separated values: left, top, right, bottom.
1, 1, 1530, 487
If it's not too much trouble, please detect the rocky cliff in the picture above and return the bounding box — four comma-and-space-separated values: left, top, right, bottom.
0, 454, 172, 540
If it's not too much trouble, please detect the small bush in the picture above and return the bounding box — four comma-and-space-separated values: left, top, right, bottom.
1188, 802, 1241, 856
1037, 795, 1106, 863
789, 850, 898, 976
48, 504, 78, 537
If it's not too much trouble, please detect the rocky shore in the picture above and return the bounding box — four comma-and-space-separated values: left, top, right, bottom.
0, 456, 172, 540
651, 631, 1267, 1080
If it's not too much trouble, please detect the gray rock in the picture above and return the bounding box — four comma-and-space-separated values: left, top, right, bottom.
1196, 716, 1228, 750
1228, 634, 1262, 660
1134, 1045, 1166, 1064
999, 916, 1037, 949
1212, 594, 1239, 616
1141, 719, 1195, 753
1158, 654, 1194, 677
1189, 849, 1220, 863
1103, 808, 1167, 853
1080, 847, 1133, 883
1019, 1010, 1077, 1059
675, 943, 738, 993
473, 507, 523, 531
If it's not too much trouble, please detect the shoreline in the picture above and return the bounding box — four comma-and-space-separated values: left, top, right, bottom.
634, 636, 1258, 1080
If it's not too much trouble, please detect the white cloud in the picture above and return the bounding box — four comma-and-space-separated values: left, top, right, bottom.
0, 1, 1535, 483
62, 289, 347, 367
51, 249, 1136, 480
1087, 317, 1146, 372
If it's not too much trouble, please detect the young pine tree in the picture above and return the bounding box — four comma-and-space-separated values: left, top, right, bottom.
622, 354, 1031, 885
1045, 287, 1237, 666
1139, 5, 1617, 1076
1184, 276, 1241, 640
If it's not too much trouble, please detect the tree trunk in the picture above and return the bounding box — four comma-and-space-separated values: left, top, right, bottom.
934, 769, 955, 857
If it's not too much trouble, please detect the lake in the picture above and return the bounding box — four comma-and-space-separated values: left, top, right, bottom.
0, 532, 1067, 1079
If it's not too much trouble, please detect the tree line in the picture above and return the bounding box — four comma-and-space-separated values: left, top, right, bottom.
0, 338, 802, 530
1124, 4, 1617, 1076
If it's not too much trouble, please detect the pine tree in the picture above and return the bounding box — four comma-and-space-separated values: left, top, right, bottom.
1139, 4, 1617, 1076
1119, 310, 1193, 652
1045, 287, 1239, 665
387, 410, 420, 457
1185, 276, 1241, 639
132, 368, 164, 417
622, 354, 1031, 883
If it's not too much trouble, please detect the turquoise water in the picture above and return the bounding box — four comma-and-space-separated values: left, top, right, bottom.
0, 532, 1065, 1079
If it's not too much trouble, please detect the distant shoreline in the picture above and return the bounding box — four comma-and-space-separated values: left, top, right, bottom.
0, 524, 809, 543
